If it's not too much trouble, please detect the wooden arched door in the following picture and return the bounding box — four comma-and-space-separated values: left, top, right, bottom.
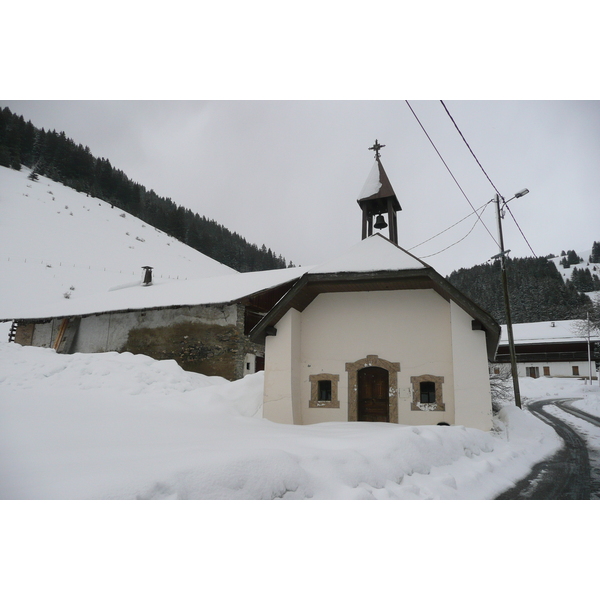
357, 366, 389, 422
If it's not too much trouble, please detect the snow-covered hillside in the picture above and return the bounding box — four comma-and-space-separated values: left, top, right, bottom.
551, 247, 597, 280
550, 246, 600, 304
0, 165, 235, 327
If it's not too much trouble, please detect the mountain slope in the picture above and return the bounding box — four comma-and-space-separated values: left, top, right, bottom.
0, 106, 290, 272
447, 254, 593, 324
0, 165, 236, 320
550, 248, 600, 301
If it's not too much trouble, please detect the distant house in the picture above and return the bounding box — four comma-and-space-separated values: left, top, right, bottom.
494, 320, 599, 379
250, 151, 500, 431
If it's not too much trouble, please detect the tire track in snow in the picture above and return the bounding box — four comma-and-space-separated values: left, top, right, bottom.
496, 398, 591, 500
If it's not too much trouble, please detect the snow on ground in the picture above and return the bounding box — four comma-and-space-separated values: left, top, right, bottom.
0, 340, 571, 501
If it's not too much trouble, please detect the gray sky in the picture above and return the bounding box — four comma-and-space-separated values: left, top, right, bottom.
3, 100, 599, 275
3, 6, 599, 276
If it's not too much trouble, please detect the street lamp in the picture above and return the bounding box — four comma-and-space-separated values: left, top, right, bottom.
493, 189, 529, 409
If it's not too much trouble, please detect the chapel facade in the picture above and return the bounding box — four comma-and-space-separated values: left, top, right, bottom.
252, 144, 500, 431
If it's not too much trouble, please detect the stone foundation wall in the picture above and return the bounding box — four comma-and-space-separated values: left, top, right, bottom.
14, 303, 265, 381
122, 303, 265, 380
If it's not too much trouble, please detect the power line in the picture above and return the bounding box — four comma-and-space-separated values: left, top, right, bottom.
440, 100, 538, 258
405, 100, 500, 250
440, 100, 503, 198
418, 202, 492, 259
504, 203, 538, 258
409, 199, 492, 252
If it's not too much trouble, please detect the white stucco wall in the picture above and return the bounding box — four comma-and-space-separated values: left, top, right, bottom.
299, 289, 456, 426
450, 300, 493, 431
515, 361, 595, 379
262, 308, 300, 424
261, 288, 496, 427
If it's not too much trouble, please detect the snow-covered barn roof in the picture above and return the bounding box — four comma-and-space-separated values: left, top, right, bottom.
499, 320, 600, 346
0, 236, 427, 322
0, 266, 310, 322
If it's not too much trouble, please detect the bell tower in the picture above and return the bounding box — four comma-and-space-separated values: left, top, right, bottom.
357, 140, 401, 244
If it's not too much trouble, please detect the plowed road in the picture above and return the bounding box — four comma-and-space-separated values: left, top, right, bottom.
496, 398, 600, 500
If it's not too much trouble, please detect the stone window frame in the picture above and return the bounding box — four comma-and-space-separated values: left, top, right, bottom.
410, 374, 445, 412
309, 373, 340, 408
345, 355, 400, 423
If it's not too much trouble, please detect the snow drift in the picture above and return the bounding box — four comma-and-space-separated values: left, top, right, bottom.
0, 342, 566, 500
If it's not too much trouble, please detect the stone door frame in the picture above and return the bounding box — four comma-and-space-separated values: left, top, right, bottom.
345, 355, 400, 423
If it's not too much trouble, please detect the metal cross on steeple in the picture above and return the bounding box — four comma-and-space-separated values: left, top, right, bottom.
368, 139, 385, 159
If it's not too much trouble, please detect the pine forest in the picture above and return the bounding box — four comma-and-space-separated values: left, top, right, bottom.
0, 106, 290, 273
448, 255, 598, 324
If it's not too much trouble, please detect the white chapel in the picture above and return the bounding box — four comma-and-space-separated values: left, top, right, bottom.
252, 144, 500, 431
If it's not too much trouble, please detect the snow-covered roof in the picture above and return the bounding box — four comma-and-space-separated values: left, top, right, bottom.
250, 234, 501, 361
0, 165, 238, 320
358, 161, 383, 200
356, 158, 401, 211
1, 266, 310, 321
308, 234, 428, 274
1, 236, 432, 321
499, 319, 600, 345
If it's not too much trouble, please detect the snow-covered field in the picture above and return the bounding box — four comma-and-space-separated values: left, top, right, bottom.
5, 340, 599, 501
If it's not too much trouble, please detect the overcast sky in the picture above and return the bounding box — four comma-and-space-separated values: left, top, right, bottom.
3, 5, 599, 277
3, 100, 599, 275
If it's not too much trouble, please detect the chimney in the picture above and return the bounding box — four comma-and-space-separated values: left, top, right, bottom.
142, 266, 153, 286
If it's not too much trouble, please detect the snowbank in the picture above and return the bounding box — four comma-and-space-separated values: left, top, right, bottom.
0, 342, 566, 500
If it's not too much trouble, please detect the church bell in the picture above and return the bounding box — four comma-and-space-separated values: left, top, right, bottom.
374, 214, 388, 230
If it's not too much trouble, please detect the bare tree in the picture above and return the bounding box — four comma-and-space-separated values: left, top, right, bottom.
571, 298, 600, 337
571, 299, 600, 384
489, 363, 514, 412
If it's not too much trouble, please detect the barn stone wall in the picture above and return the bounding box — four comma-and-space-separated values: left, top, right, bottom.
14, 303, 264, 381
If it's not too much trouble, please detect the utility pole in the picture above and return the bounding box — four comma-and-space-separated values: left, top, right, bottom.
587, 312, 592, 385
493, 191, 528, 409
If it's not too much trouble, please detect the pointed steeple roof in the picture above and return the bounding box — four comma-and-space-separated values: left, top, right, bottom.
357, 158, 401, 212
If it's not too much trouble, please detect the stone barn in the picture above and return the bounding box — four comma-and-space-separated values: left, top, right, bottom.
6, 267, 307, 380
